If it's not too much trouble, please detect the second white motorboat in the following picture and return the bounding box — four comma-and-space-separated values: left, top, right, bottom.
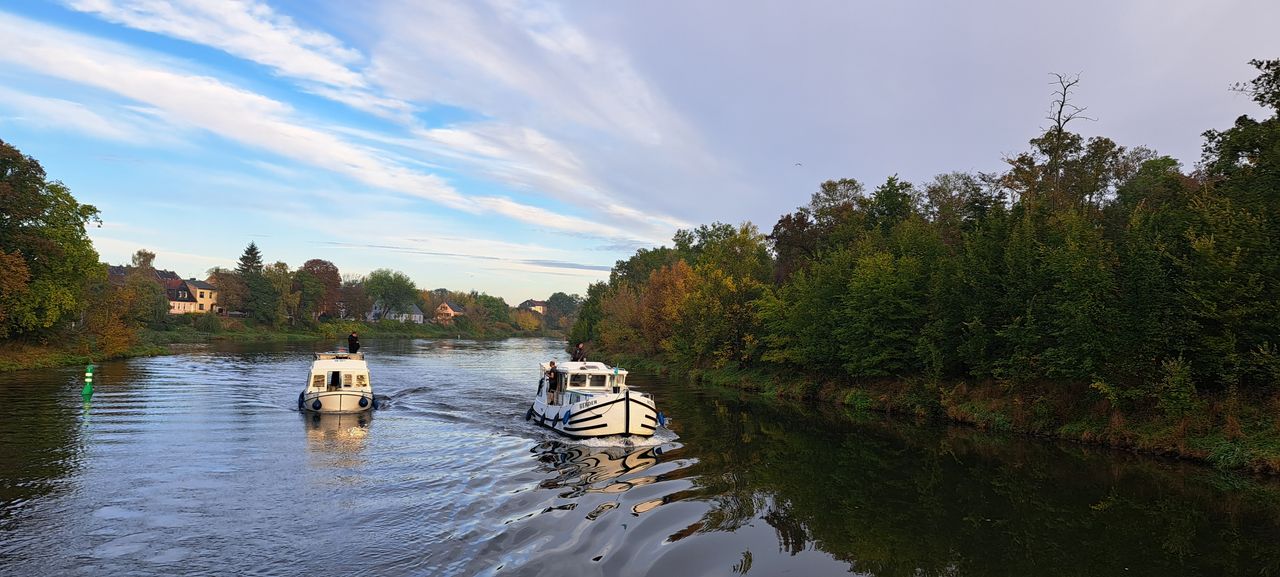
299, 351, 374, 413
526, 361, 664, 438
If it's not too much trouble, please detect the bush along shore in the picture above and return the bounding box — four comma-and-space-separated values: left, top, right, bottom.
613, 354, 1280, 475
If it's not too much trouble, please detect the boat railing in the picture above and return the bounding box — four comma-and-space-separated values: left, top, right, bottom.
315, 351, 365, 360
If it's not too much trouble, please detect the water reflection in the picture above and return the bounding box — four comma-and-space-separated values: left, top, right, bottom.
533, 441, 665, 495
0, 367, 84, 530
302, 411, 373, 468
655, 381, 1280, 577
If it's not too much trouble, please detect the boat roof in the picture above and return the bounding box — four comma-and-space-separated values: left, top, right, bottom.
541, 361, 627, 375
311, 351, 368, 372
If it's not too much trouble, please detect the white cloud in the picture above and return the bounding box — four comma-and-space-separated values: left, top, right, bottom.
0, 86, 170, 143
66, 0, 413, 117
366, 0, 683, 146
0, 11, 675, 246
58, 1, 696, 243
69, 0, 358, 86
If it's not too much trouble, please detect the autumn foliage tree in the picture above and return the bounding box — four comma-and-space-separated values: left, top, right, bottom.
0, 139, 102, 338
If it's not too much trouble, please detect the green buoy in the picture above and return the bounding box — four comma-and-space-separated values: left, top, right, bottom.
82, 364, 94, 398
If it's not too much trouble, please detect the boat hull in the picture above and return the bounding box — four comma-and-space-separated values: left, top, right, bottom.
528, 390, 659, 438
300, 390, 373, 413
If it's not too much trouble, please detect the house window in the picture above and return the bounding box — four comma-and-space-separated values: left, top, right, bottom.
199, 304, 204, 311
199, 291, 205, 298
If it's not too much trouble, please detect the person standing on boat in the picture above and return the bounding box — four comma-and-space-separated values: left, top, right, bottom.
571, 342, 586, 362
348, 331, 360, 354
545, 361, 558, 404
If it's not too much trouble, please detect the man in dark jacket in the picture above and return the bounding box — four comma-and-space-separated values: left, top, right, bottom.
571, 342, 586, 362
348, 332, 360, 354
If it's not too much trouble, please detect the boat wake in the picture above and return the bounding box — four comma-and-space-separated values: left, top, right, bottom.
568, 426, 681, 449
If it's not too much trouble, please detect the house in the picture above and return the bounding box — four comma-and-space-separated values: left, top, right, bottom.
517, 299, 547, 315
186, 278, 219, 314
164, 278, 199, 314
435, 301, 466, 325
369, 302, 426, 324
106, 265, 217, 314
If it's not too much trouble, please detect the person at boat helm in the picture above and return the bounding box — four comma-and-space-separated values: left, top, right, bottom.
571, 342, 586, 362
545, 361, 558, 403
348, 331, 360, 354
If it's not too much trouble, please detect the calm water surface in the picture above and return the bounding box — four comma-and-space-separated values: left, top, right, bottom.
2, 338, 1279, 576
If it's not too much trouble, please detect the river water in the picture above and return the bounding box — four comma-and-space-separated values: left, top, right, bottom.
1, 338, 1278, 576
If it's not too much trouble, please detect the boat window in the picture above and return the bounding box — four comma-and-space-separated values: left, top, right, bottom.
357, 374, 366, 385
568, 373, 588, 387
343, 373, 354, 387
589, 374, 607, 387
616, 374, 626, 386
311, 374, 324, 387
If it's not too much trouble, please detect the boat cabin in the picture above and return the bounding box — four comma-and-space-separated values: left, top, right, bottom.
309, 352, 371, 392
541, 361, 628, 404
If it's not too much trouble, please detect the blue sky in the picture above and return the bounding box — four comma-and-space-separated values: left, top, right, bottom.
1, 1, 1275, 303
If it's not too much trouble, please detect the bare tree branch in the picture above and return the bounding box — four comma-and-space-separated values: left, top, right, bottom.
1047, 72, 1096, 131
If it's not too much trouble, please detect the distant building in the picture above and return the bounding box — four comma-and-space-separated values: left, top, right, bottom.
105, 265, 218, 314
369, 302, 425, 324
185, 278, 219, 314
435, 301, 466, 325
517, 299, 547, 315
164, 278, 198, 314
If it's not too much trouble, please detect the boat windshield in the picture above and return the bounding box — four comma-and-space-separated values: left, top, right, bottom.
564, 373, 613, 388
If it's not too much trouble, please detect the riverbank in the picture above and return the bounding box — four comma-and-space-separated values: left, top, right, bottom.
613, 354, 1280, 475
0, 318, 559, 372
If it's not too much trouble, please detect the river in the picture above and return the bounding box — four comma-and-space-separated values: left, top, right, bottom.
1, 338, 1278, 576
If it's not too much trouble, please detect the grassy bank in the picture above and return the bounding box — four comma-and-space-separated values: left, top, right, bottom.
0, 341, 168, 372
611, 353, 1280, 475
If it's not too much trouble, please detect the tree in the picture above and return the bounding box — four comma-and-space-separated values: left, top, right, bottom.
299, 259, 341, 317
640, 261, 693, 354
263, 262, 299, 327
1181, 58, 1280, 391
867, 175, 916, 235
0, 139, 102, 337
293, 269, 326, 324
244, 271, 279, 325
838, 252, 928, 377
207, 267, 246, 313
567, 283, 606, 345
121, 254, 168, 328
545, 291, 582, 332
340, 276, 371, 320
131, 249, 156, 270
512, 308, 542, 332
0, 250, 30, 331
364, 269, 417, 316
768, 209, 817, 283
236, 242, 264, 275
595, 284, 645, 354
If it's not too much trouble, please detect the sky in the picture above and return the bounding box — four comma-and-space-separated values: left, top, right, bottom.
0, 1, 1276, 304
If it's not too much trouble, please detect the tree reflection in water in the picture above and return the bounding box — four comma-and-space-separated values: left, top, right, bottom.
639, 381, 1280, 577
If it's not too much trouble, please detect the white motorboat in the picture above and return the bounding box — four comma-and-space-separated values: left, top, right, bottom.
526, 361, 664, 438
299, 352, 374, 413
